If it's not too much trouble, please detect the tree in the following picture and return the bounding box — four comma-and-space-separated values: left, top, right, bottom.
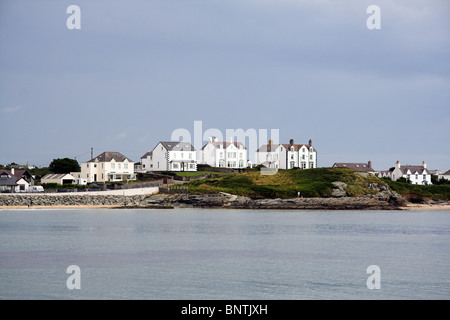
49, 158, 80, 173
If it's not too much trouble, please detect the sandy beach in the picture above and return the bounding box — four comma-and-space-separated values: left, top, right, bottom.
400, 203, 450, 210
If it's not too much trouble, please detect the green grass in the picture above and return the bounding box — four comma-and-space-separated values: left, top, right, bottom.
185, 167, 386, 199
383, 179, 450, 201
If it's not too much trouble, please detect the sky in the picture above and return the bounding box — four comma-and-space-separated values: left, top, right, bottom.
1, 0, 449, 171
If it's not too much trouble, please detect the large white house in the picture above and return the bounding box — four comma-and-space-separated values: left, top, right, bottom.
255, 139, 317, 169
141, 141, 197, 172
201, 137, 248, 169
78, 151, 136, 183
391, 161, 432, 185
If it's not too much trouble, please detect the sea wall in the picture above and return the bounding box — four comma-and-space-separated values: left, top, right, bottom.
0, 194, 148, 207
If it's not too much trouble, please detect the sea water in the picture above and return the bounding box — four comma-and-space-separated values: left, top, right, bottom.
0, 208, 449, 299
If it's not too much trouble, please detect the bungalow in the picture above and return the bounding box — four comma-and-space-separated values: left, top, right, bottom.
141, 141, 197, 172
41, 173, 76, 185
391, 161, 432, 185
0, 171, 30, 192
201, 137, 248, 169
332, 161, 375, 173
79, 151, 136, 183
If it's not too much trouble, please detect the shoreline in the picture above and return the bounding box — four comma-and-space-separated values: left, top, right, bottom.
1, 203, 450, 211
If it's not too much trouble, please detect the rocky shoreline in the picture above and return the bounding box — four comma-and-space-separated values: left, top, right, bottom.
132, 190, 408, 210
1, 189, 449, 210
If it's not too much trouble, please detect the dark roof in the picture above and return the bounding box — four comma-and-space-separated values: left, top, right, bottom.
256, 143, 315, 152
443, 170, 450, 175
140, 151, 153, 159
0, 172, 20, 186
399, 165, 430, 175
202, 141, 247, 150
159, 141, 196, 151
333, 163, 374, 172
87, 152, 133, 163
0, 169, 33, 180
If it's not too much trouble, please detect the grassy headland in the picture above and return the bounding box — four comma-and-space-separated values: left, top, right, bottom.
185, 168, 450, 201
186, 168, 385, 199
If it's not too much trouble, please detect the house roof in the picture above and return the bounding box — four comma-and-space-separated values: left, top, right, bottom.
399, 165, 431, 175
443, 170, 450, 175
0, 169, 33, 180
159, 141, 196, 151
41, 173, 75, 180
140, 151, 153, 159
256, 143, 315, 152
0, 172, 20, 186
201, 141, 247, 150
333, 163, 374, 172
87, 152, 133, 163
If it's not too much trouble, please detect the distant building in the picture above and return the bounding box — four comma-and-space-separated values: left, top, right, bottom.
41, 173, 76, 185
391, 161, 432, 185
332, 161, 375, 173
141, 141, 197, 172
79, 151, 136, 183
201, 137, 248, 169
438, 170, 450, 181
255, 139, 317, 169
0, 170, 30, 192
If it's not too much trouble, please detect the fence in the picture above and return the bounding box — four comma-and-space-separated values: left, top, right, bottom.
42, 181, 160, 193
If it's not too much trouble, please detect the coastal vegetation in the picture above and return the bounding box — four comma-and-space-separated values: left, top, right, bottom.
382, 178, 450, 202
185, 167, 385, 199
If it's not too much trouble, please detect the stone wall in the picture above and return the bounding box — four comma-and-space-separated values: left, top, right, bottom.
0, 194, 148, 207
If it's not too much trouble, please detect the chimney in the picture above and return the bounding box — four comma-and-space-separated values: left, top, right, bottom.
268, 139, 272, 146
368, 160, 372, 168
289, 139, 294, 146
422, 161, 426, 168
214, 137, 218, 142
396, 160, 400, 169
11, 168, 15, 175
309, 139, 312, 146
209, 136, 213, 143
228, 137, 233, 143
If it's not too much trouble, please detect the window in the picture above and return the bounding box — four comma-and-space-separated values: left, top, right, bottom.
118, 163, 121, 169
173, 163, 179, 170
189, 153, 192, 160
181, 153, 184, 159
189, 164, 195, 169
150, 164, 153, 168
124, 163, 128, 170
290, 154, 294, 160
173, 153, 176, 159
87, 164, 89, 168
220, 152, 224, 158
94, 164, 97, 168
111, 163, 115, 170
310, 155, 313, 160
423, 174, 426, 180
157, 162, 159, 168
302, 154, 305, 160
415, 174, 418, 180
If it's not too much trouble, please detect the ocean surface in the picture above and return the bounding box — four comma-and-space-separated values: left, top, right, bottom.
0, 208, 449, 300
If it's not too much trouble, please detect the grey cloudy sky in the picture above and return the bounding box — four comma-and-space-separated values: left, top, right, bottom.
1, 0, 449, 170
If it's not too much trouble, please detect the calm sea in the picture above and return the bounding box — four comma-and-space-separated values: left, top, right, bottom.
0, 208, 449, 300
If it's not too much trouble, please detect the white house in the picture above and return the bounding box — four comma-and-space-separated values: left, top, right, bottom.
201, 137, 248, 169
141, 141, 197, 172
255, 139, 317, 169
41, 173, 76, 185
391, 161, 432, 185
79, 151, 136, 184
438, 170, 450, 181
70, 172, 88, 185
